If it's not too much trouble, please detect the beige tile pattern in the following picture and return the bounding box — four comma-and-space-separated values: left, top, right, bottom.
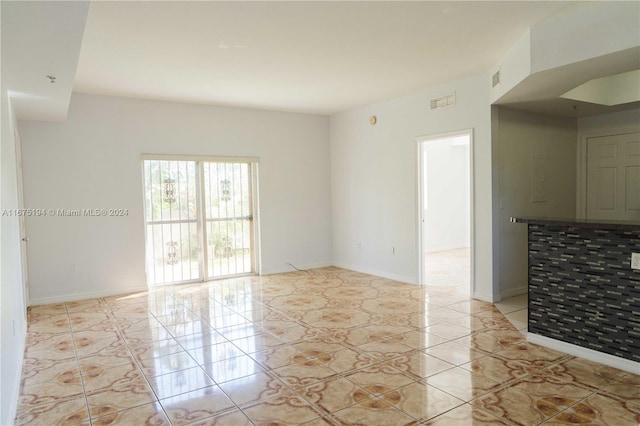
15, 266, 639, 425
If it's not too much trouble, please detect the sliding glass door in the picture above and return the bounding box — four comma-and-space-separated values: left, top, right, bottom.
143, 158, 256, 285
203, 162, 254, 278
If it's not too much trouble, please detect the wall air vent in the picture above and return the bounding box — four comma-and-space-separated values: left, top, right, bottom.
492, 70, 501, 87
430, 93, 455, 110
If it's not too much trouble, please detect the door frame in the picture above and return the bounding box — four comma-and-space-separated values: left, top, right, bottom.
416, 129, 475, 290
15, 128, 30, 314
577, 127, 640, 219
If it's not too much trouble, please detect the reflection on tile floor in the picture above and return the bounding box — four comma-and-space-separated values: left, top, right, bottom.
16, 267, 639, 425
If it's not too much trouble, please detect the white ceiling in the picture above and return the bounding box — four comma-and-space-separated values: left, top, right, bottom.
73, 1, 580, 115
2, 1, 89, 121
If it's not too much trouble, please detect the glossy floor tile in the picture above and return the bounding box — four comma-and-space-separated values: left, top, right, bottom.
16, 267, 639, 425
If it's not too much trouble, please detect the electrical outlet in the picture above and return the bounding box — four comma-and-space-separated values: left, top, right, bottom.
632, 253, 640, 270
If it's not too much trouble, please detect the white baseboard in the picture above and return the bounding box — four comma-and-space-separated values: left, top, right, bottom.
29, 263, 334, 304
499, 285, 527, 301
332, 262, 418, 285
472, 284, 526, 304
6, 328, 25, 426
261, 261, 334, 276
472, 290, 499, 303
29, 285, 149, 306
528, 333, 640, 375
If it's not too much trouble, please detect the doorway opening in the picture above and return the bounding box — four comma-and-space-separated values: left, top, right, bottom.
142, 156, 259, 286
418, 130, 473, 293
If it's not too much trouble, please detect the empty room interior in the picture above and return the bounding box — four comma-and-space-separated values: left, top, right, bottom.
2, 1, 639, 425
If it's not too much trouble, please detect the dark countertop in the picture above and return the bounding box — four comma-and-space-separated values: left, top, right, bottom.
510, 216, 640, 230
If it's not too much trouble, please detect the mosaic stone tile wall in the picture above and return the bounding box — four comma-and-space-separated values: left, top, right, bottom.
527, 224, 640, 362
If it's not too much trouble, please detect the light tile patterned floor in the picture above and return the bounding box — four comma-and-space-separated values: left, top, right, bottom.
15, 267, 639, 425
424, 248, 470, 288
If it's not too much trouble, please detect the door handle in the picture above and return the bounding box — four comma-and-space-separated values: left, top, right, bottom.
21, 237, 29, 242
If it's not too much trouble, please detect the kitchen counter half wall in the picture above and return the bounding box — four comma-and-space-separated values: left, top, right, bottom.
512, 216, 639, 374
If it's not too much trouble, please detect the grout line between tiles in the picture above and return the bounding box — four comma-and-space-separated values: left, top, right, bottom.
98, 296, 174, 425
17, 268, 640, 426
67, 303, 92, 426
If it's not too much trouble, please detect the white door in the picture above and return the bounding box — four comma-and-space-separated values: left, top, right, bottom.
586, 132, 640, 221
15, 129, 29, 312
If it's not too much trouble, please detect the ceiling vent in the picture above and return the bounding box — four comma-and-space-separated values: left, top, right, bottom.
430, 93, 456, 110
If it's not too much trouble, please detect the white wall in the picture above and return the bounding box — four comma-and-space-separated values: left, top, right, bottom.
493, 107, 577, 299
423, 137, 470, 253
563, 71, 640, 107
330, 73, 496, 301
577, 108, 640, 134
489, 30, 531, 104
490, 2, 640, 106
1, 87, 27, 425
18, 93, 332, 303
530, 2, 640, 73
